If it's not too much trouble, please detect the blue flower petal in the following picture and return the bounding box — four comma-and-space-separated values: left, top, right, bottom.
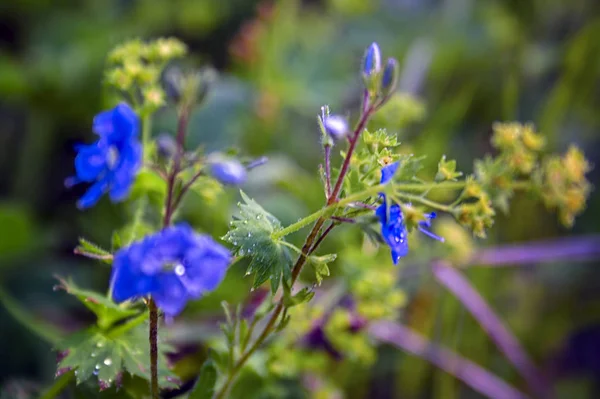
380, 162, 400, 184
74, 141, 108, 181
153, 273, 189, 316
182, 238, 230, 295
92, 110, 114, 137
113, 103, 139, 139
111, 242, 158, 303
77, 179, 109, 209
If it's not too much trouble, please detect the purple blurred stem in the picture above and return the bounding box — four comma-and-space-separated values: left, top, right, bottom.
369, 320, 528, 399
432, 261, 548, 398
469, 235, 600, 267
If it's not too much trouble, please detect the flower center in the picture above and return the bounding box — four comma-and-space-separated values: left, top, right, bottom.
174, 264, 186, 276
106, 146, 120, 170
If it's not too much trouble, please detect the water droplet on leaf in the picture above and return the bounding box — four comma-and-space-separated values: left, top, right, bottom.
104, 358, 112, 366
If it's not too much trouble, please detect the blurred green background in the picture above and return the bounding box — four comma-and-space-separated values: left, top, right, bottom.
0, 0, 599, 398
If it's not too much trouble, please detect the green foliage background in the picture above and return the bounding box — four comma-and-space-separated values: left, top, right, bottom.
0, 0, 599, 397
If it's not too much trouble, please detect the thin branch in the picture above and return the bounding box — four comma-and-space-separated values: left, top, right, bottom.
310, 223, 336, 254
330, 216, 355, 224
433, 261, 548, 398
369, 321, 528, 399
171, 168, 205, 210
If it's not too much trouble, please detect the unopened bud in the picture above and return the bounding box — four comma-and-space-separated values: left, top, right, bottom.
323, 115, 349, 141
362, 42, 382, 78
381, 58, 399, 96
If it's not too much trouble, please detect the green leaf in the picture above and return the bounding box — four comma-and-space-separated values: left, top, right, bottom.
223, 191, 292, 294
189, 360, 218, 399
56, 278, 140, 330
75, 238, 111, 263
130, 168, 168, 211
57, 323, 176, 390
394, 154, 426, 182
282, 280, 314, 308
307, 253, 336, 285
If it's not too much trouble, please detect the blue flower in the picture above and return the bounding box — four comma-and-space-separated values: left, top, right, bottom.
210, 159, 247, 185
376, 202, 409, 264
110, 224, 231, 316
66, 103, 141, 209
376, 162, 443, 264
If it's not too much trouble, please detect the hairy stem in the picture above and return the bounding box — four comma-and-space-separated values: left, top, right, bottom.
328, 106, 373, 203
150, 104, 191, 399
148, 299, 159, 399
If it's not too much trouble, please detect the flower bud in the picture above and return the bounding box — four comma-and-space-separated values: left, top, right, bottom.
323, 115, 349, 141
210, 159, 247, 185
362, 42, 382, 78
381, 58, 399, 96
163, 66, 184, 103
156, 133, 177, 159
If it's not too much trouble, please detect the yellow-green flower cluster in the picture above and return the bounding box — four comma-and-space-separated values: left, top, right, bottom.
491, 122, 546, 175
453, 177, 496, 238
540, 146, 591, 227
105, 38, 187, 114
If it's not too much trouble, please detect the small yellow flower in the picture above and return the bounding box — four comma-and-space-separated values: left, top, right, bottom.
563, 146, 590, 183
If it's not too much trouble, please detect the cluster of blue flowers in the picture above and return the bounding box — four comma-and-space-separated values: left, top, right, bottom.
67, 103, 241, 316
65, 103, 142, 209
110, 224, 231, 316
377, 162, 443, 264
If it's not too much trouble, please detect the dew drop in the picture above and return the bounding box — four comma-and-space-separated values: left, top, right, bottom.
243, 220, 248, 225
91, 352, 97, 358
256, 215, 261, 220
239, 249, 245, 256
96, 341, 104, 348
247, 232, 252, 238
74, 370, 78, 376
233, 241, 238, 246
174, 264, 185, 276
250, 287, 255, 292
95, 364, 101, 370
104, 358, 112, 366
245, 271, 251, 276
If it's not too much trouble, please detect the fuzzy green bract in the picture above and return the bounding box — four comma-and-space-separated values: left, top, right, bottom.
223, 191, 292, 293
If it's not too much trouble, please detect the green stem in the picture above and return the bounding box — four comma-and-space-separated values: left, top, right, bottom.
39, 371, 74, 399
272, 180, 532, 240
142, 115, 152, 162
393, 192, 452, 213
